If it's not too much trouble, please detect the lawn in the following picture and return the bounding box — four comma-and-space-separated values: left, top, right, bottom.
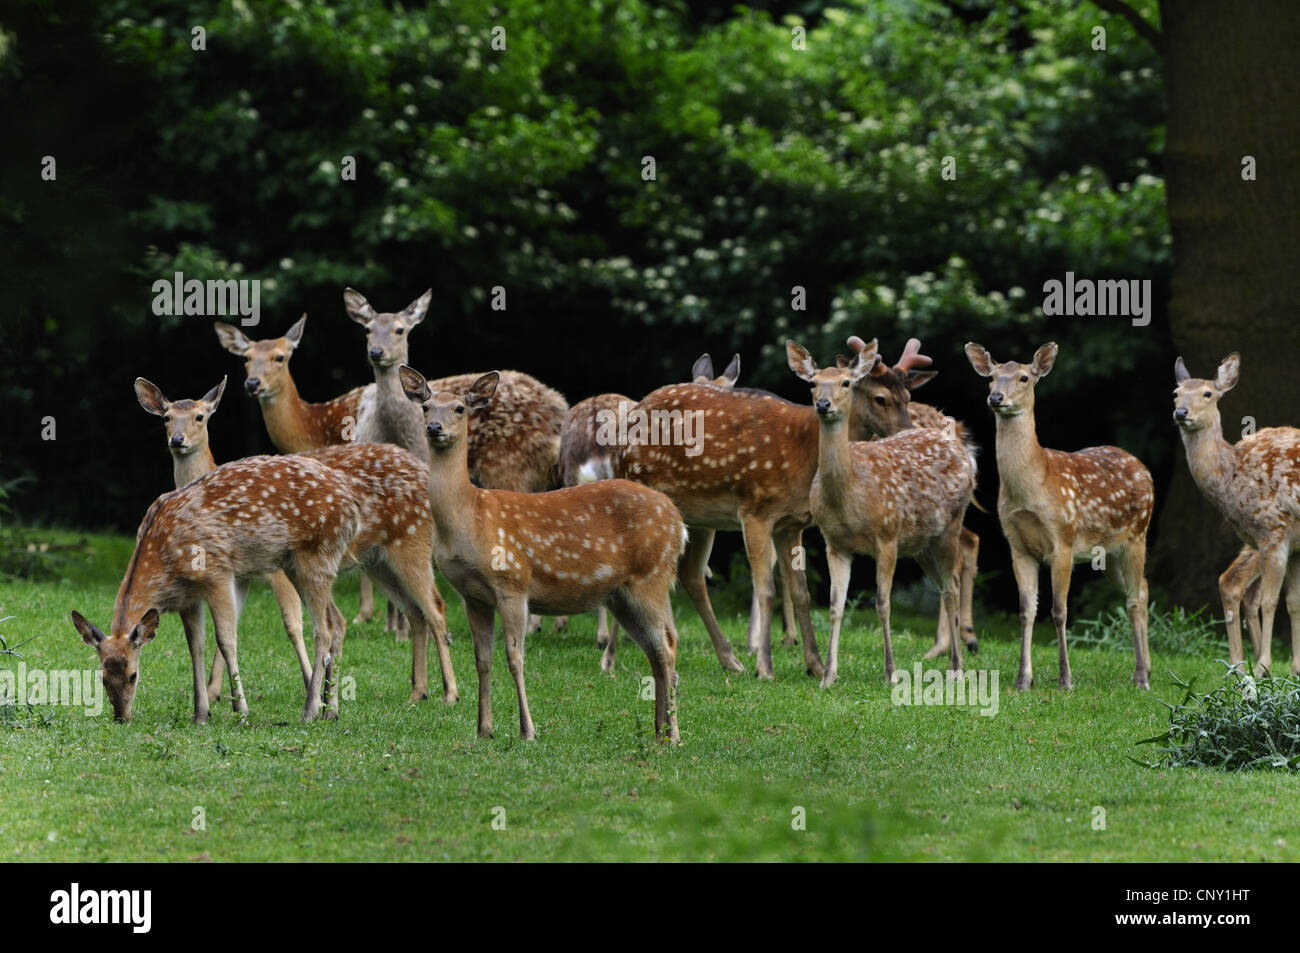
1, 530, 1296, 862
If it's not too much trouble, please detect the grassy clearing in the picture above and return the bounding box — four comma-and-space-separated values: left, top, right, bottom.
1, 529, 1298, 862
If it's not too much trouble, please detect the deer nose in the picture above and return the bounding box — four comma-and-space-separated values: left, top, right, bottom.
815, 398, 831, 414
369, 347, 384, 361
988, 392, 1004, 407
169, 434, 184, 448
427, 422, 443, 437
1174, 407, 1189, 421
245, 377, 261, 394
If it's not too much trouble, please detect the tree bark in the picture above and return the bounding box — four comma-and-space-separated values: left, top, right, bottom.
1151, 0, 1300, 607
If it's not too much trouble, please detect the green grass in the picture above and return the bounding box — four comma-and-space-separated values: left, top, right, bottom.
2, 529, 1298, 862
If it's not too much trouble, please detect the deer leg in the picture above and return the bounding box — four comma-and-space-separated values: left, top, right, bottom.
354, 573, 376, 625
323, 598, 348, 720
206, 605, 225, 703
777, 554, 798, 647
875, 541, 900, 684
499, 597, 535, 740
609, 587, 680, 743
596, 607, 612, 648
679, 530, 744, 673
209, 582, 249, 718
180, 602, 210, 725
464, 598, 497, 738
1117, 545, 1151, 690
1245, 575, 1263, 660
1255, 545, 1288, 677
369, 554, 458, 706
266, 570, 311, 690
775, 526, 824, 679
740, 515, 778, 679
1010, 549, 1039, 691
1220, 548, 1259, 672
923, 535, 964, 675
1048, 549, 1074, 690
297, 573, 341, 723
822, 545, 853, 689
1285, 556, 1300, 676
959, 528, 980, 651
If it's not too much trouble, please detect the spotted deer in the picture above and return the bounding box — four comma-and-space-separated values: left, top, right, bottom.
966, 342, 1153, 690
401, 366, 684, 742
133, 375, 312, 695
846, 336, 982, 657
1174, 354, 1300, 675
70, 455, 360, 723
616, 347, 912, 679
216, 313, 570, 626
788, 341, 974, 684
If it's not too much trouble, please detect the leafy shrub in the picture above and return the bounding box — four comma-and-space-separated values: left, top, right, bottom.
1069, 603, 1223, 657
1139, 667, 1300, 771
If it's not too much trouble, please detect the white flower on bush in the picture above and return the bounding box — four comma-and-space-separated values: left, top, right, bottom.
1241, 675, 1258, 703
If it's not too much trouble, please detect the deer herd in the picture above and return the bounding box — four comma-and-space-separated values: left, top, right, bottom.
66, 287, 1300, 744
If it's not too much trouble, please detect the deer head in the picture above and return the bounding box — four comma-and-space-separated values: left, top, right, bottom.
787, 339, 877, 424
215, 315, 306, 398
70, 609, 160, 721
134, 376, 226, 457
400, 366, 498, 449
1173, 354, 1240, 432
965, 342, 1058, 417
843, 336, 934, 436
344, 288, 431, 369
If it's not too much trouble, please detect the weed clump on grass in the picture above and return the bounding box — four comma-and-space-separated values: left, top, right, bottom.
1070, 603, 1223, 657
1139, 665, 1300, 771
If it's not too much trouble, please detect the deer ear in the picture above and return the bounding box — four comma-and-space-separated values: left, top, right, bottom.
691, 354, 714, 383
134, 378, 168, 416
849, 350, 879, 383
465, 371, 499, 410
202, 376, 227, 410
214, 322, 252, 356
906, 370, 938, 391
401, 289, 432, 326
786, 341, 818, 382
1215, 353, 1240, 392
720, 353, 741, 385
343, 289, 376, 326
1174, 356, 1190, 383
71, 611, 106, 647
284, 315, 307, 350
1032, 343, 1059, 378
130, 609, 160, 647
398, 365, 430, 404
964, 343, 994, 377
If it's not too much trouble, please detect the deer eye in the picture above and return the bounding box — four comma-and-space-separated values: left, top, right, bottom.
129, 672, 137, 683
276, 355, 286, 363
395, 328, 404, 336
841, 380, 851, 389
1020, 375, 1029, 383
1203, 391, 1212, 398
196, 414, 204, 422
873, 396, 886, 405
455, 405, 465, 415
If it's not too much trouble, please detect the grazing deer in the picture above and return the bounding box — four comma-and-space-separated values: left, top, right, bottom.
846, 336, 982, 657
133, 375, 312, 696
788, 341, 974, 685
401, 366, 684, 742
70, 455, 359, 723
1174, 354, 1300, 674
966, 342, 1154, 690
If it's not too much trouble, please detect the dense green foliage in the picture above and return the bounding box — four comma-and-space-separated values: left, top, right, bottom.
1, 0, 1169, 540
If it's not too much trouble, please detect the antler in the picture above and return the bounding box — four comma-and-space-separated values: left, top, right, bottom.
846, 335, 890, 377
892, 338, 933, 374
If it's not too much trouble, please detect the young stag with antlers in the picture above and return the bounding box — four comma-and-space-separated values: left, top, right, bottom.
788, 341, 974, 684
134, 375, 312, 696
846, 336, 982, 658
966, 342, 1153, 690
1174, 354, 1300, 675
401, 367, 684, 742
71, 456, 359, 723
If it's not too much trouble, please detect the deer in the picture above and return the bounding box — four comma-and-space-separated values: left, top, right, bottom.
1173, 354, 1300, 675
400, 366, 685, 743
846, 336, 982, 658
70, 455, 360, 723
133, 375, 313, 696
966, 342, 1154, 690
215, 313, 570, 629
788, 341, 974, 685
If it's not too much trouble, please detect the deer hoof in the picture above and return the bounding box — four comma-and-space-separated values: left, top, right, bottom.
819, 672, 837, 689
719, 654, 744, 674
964, 637, 979, 655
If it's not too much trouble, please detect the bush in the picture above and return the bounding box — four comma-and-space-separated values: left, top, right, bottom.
1069, 603, 1223, 657
1139, 666, 1300, 771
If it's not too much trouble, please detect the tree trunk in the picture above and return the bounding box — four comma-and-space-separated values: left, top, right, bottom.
1151, 0, 1300, 607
